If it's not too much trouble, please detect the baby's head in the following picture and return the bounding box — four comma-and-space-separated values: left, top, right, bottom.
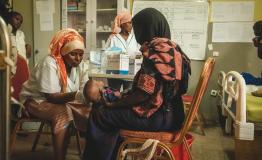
83, 80, 105, 103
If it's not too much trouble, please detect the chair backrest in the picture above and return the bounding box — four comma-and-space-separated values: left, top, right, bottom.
175, 57, 215, 143
11, 54, 29, 100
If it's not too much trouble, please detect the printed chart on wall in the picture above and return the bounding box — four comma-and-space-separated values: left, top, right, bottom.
132, 1, 209, 60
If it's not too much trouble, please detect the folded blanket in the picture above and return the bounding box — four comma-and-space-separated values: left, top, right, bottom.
241, 72, 262, 85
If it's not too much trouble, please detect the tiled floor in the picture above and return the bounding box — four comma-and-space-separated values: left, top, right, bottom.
10, 124, 234, 160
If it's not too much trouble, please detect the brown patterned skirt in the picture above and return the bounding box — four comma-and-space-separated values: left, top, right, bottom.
24, 99, 91, 134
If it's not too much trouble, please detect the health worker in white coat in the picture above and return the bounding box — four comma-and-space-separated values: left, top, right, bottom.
105, 10, 141, 91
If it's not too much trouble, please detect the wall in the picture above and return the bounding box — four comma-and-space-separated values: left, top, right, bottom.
187, 0, 262, 122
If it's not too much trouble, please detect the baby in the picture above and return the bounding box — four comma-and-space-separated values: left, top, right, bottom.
83, 80, 120, 106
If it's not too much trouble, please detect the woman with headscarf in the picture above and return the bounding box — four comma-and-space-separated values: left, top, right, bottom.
105, 10, 141, 91
83, 8, 191, 160
20, 28, 90, 160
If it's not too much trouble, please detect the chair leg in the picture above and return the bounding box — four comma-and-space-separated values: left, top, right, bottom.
200, 113, 207, 126
76, 130, 82, 156
10, 120, 23, 151
31, 121, 45, 152
196, 113, 205, 136
184, 137, 193, 160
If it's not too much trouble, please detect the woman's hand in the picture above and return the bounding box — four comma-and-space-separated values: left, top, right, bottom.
102, 89, 149, 109
25, 44, 32, 58
113, 91, 121, 98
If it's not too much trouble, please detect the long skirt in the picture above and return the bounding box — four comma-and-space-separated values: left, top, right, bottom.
24, 99, 91, 134
83, 97, 184, 160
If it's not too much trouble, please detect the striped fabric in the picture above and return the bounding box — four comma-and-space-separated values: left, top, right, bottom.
25, 100, 90, 134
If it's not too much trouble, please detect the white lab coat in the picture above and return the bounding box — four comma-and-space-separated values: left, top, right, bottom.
10, 30, 27, 61
105, 33, 141, 58
20, 55, 89, 104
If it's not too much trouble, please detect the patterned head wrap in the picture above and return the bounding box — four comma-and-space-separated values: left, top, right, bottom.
133, 8, 191, 113
112, 10, 132, 34
49, 28, 85, 92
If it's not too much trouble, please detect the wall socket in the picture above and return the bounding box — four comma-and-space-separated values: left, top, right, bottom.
210, 90, 217, 96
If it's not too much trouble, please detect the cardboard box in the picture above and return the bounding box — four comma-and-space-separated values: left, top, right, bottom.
106, 54, 129, 75
129, 58, 142, 75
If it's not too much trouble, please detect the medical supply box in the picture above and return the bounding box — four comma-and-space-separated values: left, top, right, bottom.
106, 54, 129, 75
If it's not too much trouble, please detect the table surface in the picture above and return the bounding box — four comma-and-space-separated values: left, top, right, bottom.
88, 73, 135, 80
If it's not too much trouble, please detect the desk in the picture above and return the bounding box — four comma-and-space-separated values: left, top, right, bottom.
88, 73, 135, 81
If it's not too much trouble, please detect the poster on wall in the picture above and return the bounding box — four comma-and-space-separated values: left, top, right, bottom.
133, 1, 209, 60
212, 22, 254, 42
211, 1, 254, 22
36, 0, 54, 31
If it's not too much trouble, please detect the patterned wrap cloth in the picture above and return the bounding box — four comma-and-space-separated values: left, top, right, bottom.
133, 38, 191, 118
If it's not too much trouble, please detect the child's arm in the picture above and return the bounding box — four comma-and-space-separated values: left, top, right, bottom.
102, 89, 149, 108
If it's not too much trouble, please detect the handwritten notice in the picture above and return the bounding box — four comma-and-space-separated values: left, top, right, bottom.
133, 1, 209, 60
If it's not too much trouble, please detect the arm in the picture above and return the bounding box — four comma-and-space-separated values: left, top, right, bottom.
38, 56, 77, 104
104, 89, 149, 108
75, 61, 89, 103
105, 36, 113, 48
21, 31, 32, 58
25, 44, 32, 58
44, 92, 77, 104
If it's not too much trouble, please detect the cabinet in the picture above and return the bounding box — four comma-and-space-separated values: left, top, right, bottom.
61, 0, 130, 52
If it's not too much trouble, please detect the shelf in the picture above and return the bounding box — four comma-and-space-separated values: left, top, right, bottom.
68, 10, 85, 13
97, 8, 117, 12
96, 31, 112, 33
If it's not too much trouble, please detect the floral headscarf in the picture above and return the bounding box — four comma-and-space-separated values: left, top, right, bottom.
49, 28, 85, 92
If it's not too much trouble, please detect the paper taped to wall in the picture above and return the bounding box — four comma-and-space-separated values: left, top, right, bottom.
212, 22, 254, 42
133, 1, 209, 60
211, 1, 254, 22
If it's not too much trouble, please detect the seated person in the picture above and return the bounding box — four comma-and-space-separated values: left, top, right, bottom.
251, 21, 262, 97
83, 8, 191, 160
83, 80, 120, 105
20, 28, 89, 160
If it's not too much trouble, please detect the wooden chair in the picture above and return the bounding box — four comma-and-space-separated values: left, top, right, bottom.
10, 55, 83, 156
31, 121, 83, 156
117, 57, 215, 160
182, 95, 206, 135
10, 54, 37, 151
